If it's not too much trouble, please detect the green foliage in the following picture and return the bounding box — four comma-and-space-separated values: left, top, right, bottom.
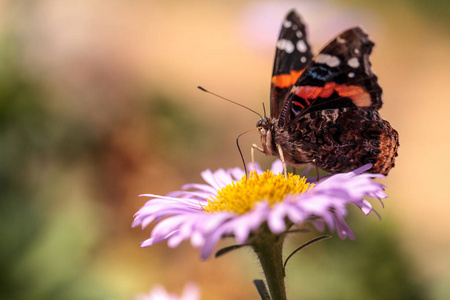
148, 93, 215, 162
286, 212, 428, 300
0, 39, 109, 300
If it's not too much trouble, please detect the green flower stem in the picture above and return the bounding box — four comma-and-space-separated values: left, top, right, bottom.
251, 228, 287, 300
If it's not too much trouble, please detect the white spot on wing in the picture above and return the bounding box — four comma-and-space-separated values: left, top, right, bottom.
354, 48, 360, 55
348, 72, 355, 78
327, 56, 340, 67
296, 40, 307, 53
296, 31, 303, 38
283, 20, 292, 28
277, 39, 294, 53
315, 54, 340, 67
300, 56, 307, 63
347, 57, 360, 68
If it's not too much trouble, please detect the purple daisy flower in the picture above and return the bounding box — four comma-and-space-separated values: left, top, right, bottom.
135, 283, 200, 300
133, 160, 387, 260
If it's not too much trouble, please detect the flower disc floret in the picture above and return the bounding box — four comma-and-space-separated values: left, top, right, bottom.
204, 171, 313, 214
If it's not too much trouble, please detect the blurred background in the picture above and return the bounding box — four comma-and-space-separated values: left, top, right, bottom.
1, 0, 449, 299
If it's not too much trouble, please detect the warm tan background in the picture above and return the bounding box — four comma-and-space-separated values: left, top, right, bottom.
1, 0, 449, 299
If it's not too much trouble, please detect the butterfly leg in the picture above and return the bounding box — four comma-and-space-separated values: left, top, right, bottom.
315, 164, 320, 182
276, 144, 288, 178
251, 144, 265, 173
251, 144, 265, 153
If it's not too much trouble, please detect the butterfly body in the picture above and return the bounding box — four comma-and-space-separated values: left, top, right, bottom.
258, 10, 399, 175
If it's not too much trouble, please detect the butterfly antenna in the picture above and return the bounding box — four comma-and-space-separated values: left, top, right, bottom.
236, 134, 248, 177
236, 128, 259, 177
262, 103, 267, 118
198, 86, 263, 118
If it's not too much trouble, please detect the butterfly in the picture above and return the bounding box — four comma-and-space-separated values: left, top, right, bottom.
256, 10, 399, 175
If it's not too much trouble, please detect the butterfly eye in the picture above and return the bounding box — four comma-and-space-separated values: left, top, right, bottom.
256, 118, 270, 129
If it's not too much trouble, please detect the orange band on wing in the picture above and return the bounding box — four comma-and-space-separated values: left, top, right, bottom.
295, 83, 372, 107
271, 70, 304, 88
318, 82, 336, 98
334, 85, 372, 107
295, 85, 324, 99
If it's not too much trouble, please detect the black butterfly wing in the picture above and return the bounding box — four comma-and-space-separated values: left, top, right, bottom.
270, 10, 313, 119
278, 27, 383, 128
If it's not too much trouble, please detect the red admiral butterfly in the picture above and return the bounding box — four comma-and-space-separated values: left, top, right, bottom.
257, 10, 399, 175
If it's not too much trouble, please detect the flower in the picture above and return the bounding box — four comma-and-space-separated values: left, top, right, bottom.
133, 160, 387, 259
135, 283, 200, 300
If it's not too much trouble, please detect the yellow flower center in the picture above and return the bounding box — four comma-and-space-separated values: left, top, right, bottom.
203, 171, 314, 214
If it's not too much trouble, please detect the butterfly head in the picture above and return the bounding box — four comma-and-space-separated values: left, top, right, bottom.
256, 117, 272, 133
257, 117, 278, 156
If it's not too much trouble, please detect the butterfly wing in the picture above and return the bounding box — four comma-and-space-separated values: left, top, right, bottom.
270, 10, 313, 119
278, 27, 382, 128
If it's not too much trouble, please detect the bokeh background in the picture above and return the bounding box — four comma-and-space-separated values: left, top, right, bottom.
1, 0, 450, 299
